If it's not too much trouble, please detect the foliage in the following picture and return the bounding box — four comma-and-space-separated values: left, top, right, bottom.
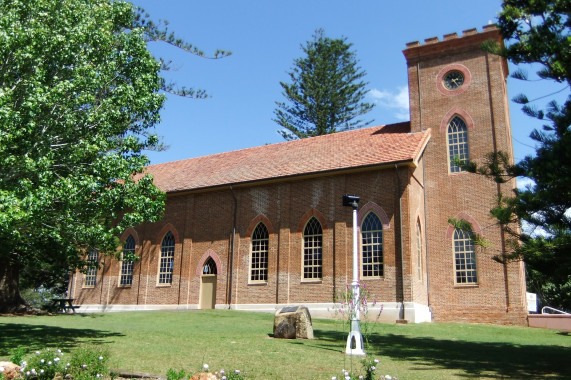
465, 0, 571, 311
166, 368, 187, 380
15, 346, 108, 379
332, 356, 391, 380
334, 283, 383, 350
0, 0, 228, 312
274, 29, 374, 140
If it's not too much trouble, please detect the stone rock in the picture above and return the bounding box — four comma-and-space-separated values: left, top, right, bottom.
189, 372, 218, 380
274, 320, 296, 339
0, 362, 22, 380
273, 305, 314, 339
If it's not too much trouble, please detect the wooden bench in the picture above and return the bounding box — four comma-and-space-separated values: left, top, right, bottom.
51, 298, 79, 313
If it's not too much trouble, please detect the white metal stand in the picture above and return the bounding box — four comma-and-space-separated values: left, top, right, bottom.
346, 205, 365, 356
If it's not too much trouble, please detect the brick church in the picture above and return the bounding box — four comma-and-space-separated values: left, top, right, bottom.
70, 25, 528, 325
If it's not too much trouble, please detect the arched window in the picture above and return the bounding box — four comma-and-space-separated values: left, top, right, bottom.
416, 221, 422, 281
250, 222, 269, 283
361, 212, 383, 278
303, 217, 323, 280
203, 257, 217, 275
158, 231, 175, 284
83, 248, 98, 287
453, 228, 477, 284
120, 235, 135, 286
447, 116, 469, 173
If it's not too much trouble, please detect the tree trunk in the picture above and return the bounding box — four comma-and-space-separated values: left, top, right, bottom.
0, 259, 27, 313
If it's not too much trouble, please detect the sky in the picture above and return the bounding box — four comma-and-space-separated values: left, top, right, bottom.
130, 0, 561, 167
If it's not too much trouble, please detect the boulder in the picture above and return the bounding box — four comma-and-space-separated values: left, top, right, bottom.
273, 305, 314, 339
274, 320, 296, 339
189, 372, 218, 380
0, 362, 21, 380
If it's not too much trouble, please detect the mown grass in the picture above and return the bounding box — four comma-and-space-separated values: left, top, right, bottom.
1, 310, 570, 379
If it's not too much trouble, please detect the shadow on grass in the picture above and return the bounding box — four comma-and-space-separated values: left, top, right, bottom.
313, 329, 571, 378
0, 322, 124, 356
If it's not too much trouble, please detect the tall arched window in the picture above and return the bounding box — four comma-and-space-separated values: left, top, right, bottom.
416, 221, 423, 281
250, 222, 269, 283
120, 235, 135, 286
83, 248, 98, 287
361, 212, 383, 278
158, 231, 175, 284
303, 217, 323, 280
453, 228, 477, 284
447, 116, 469, 173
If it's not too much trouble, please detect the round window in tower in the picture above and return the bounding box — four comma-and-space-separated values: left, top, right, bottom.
443, 71, 464, 90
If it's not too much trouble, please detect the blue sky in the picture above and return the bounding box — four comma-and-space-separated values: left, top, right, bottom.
131, 0, 557, 166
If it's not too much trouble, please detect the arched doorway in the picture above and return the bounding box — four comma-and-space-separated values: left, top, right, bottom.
199, 257, 217, 309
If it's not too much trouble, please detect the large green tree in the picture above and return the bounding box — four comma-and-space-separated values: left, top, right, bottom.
274, 29, 374, 141
469, 0, 570, 311
0, 0, 227, 313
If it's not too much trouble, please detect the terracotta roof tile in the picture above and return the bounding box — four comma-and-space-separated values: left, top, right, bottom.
144, 122, 430, 193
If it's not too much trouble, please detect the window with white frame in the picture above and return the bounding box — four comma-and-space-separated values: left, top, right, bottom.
158, 231, 175, 284
250, 222, 269, 283
361, 212, 383, 278
83, 248, 98, 287
120, 235, 135, 286
303, 217, 322, 280
453, 228, 478, 284
447, 116, 469, 173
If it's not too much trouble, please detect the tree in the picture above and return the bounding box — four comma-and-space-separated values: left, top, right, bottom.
463, 0, 570, 311
274, 29, 374, 141
0, 0, 228, 313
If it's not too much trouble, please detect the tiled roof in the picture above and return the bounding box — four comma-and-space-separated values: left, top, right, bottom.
143, 122, 430, 193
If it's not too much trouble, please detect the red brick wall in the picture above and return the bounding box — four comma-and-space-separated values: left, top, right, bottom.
71, 26, 527, 325
404, 26, 527, 324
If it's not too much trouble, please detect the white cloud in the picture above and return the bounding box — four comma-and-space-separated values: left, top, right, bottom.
369, 86, 410, 121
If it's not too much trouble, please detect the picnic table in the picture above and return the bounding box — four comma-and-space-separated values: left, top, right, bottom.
51, 298, 80, 313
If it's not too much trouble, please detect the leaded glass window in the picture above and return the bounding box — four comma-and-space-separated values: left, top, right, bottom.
454, 228, 477, 284
448, 116, 469, 173
250, 223, 269, 282
303, 217, 322, 280
84, 248, 98, 287
203, 257, 217, 274
120, 235, 135, 286
158, 231, 175, 284
361, 212, 383, 278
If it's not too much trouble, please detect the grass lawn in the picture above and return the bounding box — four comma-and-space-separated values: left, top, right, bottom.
1, 310, 570, 379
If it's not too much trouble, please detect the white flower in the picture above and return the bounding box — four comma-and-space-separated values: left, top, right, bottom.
31, 369, 36, 375
99, 356, 104, 360
82, 364, 87, 369
26, 371, 31, 376
0, 366, 4, 373
385, 376, 392, 380
48, 361, 52, 365
40, 369, 44, 374
371, 366, 376, 371
66, 363, 71, 368
40, 359, 45, 364
21, 361, 27, 369
360, 376, 364, 379
57, 349, 62, 353
220, 369, 225, 374
222, 377, 227, 380
374, 359, 379, 364
345, 376, 351, 380
332, 377, 337, 380
54, 357, 60, 363
203, 364, 209, 370
235, 369, 241, 374
35, 351, 40, 355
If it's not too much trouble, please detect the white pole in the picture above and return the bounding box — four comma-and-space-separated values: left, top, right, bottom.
346, 205, 365, 355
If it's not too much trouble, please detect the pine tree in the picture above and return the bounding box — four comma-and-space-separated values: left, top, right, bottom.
274, 29, 374, 141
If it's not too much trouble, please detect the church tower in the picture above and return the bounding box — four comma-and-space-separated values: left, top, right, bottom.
403, 25, 527, 324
